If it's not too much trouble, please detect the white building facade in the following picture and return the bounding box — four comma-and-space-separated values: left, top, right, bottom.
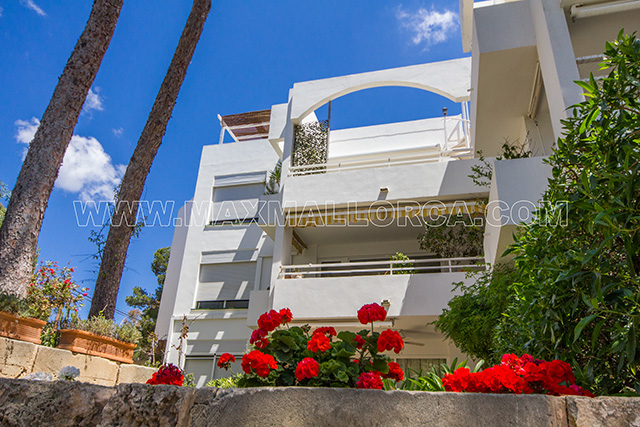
156, 0, 639, 386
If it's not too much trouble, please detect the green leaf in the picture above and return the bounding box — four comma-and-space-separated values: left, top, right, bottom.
337, 331, 356, 343
371, 358, 389, 374
574, 314, 597, 342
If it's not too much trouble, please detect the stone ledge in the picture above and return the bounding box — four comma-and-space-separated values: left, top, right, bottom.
0, 336, 155, 386
0, 378, 638, 426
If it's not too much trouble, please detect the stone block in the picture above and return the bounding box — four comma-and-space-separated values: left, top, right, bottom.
32, 345, 119, 386
99, 383, 196, 427
116, 364, 156, 384
0, 337, 38, 378
566, 396, 640, 427
189, 387, 568, 427
0, 378, 114, 427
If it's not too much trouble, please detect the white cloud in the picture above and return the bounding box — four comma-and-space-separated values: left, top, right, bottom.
15, 117, 125, 202
112, 127, 124, 137
396, 6, 458, 50
15, 118, 39, 145
0, 7, 4, 17
82, 87, 104, 115
20, 0, 46, 16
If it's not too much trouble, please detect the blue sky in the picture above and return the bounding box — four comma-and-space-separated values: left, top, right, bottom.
0, 0, 466, 322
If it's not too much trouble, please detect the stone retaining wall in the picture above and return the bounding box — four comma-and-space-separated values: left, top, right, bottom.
0, 336, 155, 385
0, 378, 638, 426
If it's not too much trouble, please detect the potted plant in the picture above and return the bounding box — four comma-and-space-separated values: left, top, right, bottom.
58, 315, 141, 364
0, 292, 50, 344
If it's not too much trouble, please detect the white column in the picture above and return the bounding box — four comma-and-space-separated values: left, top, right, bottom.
529, 0, 583, 140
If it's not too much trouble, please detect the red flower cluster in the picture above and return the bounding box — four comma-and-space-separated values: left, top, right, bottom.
357, 303, 387, 325
313, 326, 337, 337
146, 364, 184, 386
307, 333, 331, 352
258, 310, 283, 333
356, 372, 383, 389
241, 350, 278, 378
279, 308, 293, 324
381, 362, 404, 382
353, 334, 366, 350
217, 353, 236, 370
295, 357, 320, 382
377, 329, 404, 354
442, 354, 595, 397
250, 329, 269, 349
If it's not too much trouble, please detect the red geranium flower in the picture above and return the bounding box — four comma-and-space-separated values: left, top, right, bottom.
217, 353, 236, 370
313, 326, 337, 337
353, 334, 366, 349
357, 303, 387, 325
377, 329, 404, 354
279, 308, 293, 324
295, 357, 320, 382
241, 350, 277, 378
381, 362, 404, 382
250, 329, 269, 349
146, 364, 184, 386
258, 310, 283, 333
356, 372, 383, 389
307, 333, 331, 352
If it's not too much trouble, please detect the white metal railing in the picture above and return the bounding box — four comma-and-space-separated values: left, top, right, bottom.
289, 115, 473, 177
279, 256, 485, 279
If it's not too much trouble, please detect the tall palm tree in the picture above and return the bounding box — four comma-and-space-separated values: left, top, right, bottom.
0, 0, 124, 297
89, 0, 211, 319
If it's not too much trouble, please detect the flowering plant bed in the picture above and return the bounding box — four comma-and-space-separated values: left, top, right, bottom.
218, 303, 405, 389
58, 329, 136, 364
443, 354, 595, 397
0, 311, 47, 344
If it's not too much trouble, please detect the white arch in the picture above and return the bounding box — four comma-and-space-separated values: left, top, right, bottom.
289, 57, 471, 123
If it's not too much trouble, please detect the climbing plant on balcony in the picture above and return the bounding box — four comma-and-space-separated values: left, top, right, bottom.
417, 214, 484, 258
292, 120, 329, 169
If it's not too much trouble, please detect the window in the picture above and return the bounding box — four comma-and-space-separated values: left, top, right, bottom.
196, 299, 249, 310
197, 262, 256, 303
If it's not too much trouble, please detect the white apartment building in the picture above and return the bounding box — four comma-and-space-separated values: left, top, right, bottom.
156, 0, 640, 386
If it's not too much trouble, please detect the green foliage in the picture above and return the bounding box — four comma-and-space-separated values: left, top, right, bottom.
292, 120, 328, 169
68, 313, 141, 344
125, 247, 169, 364
30, 261, 87, 328
206, 373, 241, 388
389, 252, 414, 274
469, 139, 531, 187
434, 265, 516, 363
494, 32, 640, 395
183, 373, 197, 388
39, 323, 60, 348
237, 324, 397, 389
0, 292, 42, 320
418, 214, 484, 258
264, 160, 282, 195
384, 358, 484, 391
0, 179, 9, 228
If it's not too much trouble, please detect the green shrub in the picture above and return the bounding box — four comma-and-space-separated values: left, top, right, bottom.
434, 264, 516, 363
68, 315, 141, 344
205, 374, 241, 389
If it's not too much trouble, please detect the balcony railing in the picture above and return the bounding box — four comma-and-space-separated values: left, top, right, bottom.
279, 256, 485, 279
288, 116, 473, 177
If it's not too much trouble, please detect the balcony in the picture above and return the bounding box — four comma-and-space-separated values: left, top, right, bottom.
288, 115, 472, 177
269, 257, 484, 321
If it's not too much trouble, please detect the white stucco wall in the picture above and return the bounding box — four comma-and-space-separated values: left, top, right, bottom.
282, 158, 486, 211
270, 272, 470, 320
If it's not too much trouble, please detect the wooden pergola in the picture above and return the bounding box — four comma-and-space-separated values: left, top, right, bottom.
218, 109, 271, 143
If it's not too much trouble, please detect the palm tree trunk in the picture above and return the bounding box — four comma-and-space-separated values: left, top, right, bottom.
0, 0, 123, 297
89, 0, 211, 319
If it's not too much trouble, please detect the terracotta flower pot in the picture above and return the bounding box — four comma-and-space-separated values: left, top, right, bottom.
58, 329, 136, 364
0, 311, 46, 344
